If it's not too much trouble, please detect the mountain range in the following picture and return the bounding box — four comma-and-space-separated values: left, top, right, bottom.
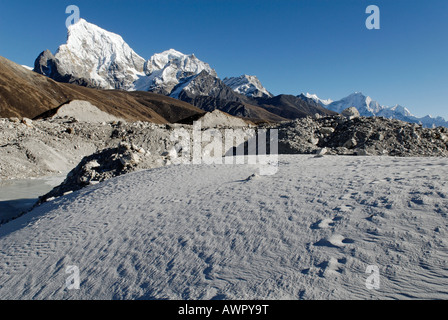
30, 18, 448, 127
32, 19, 336, 122
302, 92, 448, 128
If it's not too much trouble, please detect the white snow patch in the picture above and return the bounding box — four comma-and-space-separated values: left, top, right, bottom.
303, 93, 333, 106
223, 75, 272, 98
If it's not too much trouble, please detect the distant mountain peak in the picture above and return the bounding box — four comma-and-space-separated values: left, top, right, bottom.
223, 75, 272, 98
301, 93, 333, 106
31, 19, 446, 127
34, 18, 146, 90
325, 92, 447, 128
389, 104, 413, 117
326, 92, 382, 115
140, 49, 217, 94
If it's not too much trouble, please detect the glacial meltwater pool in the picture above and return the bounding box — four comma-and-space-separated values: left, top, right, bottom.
0, 175, 66, 223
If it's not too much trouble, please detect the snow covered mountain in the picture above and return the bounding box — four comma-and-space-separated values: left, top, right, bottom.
135, 49, 218, 95
415, 115, 448, 128
223, 75, 272, 99
326, 92, 384, 116
299, 93, 333, 106
32, 19, 334, 122
35, 19, 146, 90
32, 19, 447, 127
170, 70, 226, 100
376, 104, 413, 119
34, 20, 216, 93
33, 19, 269, 102
325, 92, 448, 128
168, 71, 287, 121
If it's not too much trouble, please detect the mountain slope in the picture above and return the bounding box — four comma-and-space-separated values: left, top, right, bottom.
298, 93, 333, 106
35, 19, 146, 90
256, 94, 338, 119
135, 49, 218, 95
0, 56, 204, 123
326, 92, 383, 115
223, 75, 272, 98
34, 20, 216, 95
170, 71, 287, 122
170, 71, 338, 122
33, 19, 328, 123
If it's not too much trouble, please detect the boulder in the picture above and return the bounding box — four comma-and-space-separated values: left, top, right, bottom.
320, 127, 335, 135
343, 138, 357, 149
341, 107, 360, 120
356, 149, 369, 156
314, 148, 328, 157
119, 152, 140, 167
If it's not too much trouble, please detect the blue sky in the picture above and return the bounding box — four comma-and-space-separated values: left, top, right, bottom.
0, 0, 447, 118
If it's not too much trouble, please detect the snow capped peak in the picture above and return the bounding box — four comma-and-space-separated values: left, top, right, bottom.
346, 91, 369, 102
327, 92, 382, 115
223, 75, 272, 98
67, 18, 99, 35
138, 49, 218, 94
349, 91, 368, 98
335, 93, 415, 118
146, 49, 216, 77
325, 92, 448, 128
303, 93, 333, 106
304, 92, 319, 100
54, 19, 146, 90
389, 104, 413, 117
39, 19, 216, 94
64, 19, 133, 54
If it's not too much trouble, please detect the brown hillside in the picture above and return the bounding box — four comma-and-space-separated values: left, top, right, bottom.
0, 56, 204, 123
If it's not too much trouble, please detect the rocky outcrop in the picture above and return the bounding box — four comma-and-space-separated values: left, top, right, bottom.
38, 142, 155, 203
269, 113, 448, 157
341, 107, 360, 120
223, 75, 273, 99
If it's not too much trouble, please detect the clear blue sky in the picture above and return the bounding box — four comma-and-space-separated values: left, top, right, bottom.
0, 0, 447, 118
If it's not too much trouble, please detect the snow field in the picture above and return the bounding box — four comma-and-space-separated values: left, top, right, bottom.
0, 155, 447, 299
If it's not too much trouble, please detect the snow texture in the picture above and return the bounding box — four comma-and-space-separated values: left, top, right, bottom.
0, 155, 447, 300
